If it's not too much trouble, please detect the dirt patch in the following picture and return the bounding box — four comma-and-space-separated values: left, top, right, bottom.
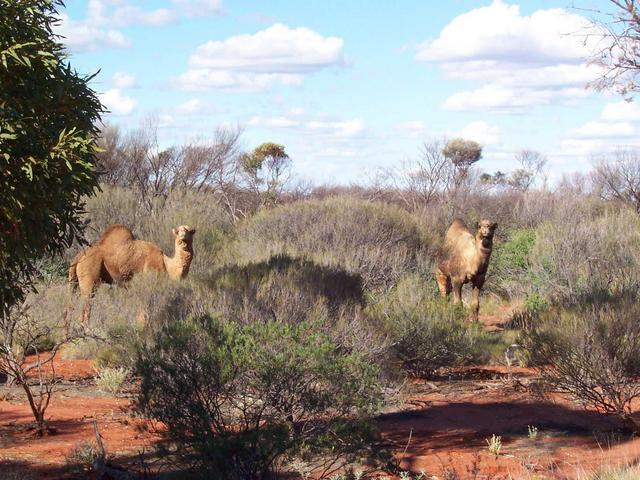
3, 356, 640, 479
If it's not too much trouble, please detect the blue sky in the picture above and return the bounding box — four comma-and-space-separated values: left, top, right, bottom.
57, 0, 629, 184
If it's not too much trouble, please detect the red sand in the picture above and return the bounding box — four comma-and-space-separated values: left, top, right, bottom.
2, 347, 640, 478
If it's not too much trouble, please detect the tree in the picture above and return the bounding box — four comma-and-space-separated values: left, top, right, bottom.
587, 1, 640, 97
241, 142, 292, 207
388, 139, 455, 210
442, 138, 483, 171
0, 0, 102, 308
0, 0, 102, 434
507, 149, 547, 192
592, 149, 640, 212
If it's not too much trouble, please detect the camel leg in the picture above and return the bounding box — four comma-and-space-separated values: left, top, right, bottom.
470, 285, 481, 322
451, 279, 463, 305
76, 258, 101, 326
435, 269, 451, 298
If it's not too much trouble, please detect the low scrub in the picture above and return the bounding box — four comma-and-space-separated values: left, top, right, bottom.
368, 275, 496, 377
523, 301, 640, 431
527, 208, 640, 305
136, 315, 385, 479
234, 197, 433, 290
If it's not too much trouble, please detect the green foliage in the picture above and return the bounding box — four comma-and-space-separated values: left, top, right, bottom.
136, 314, 384, 479
0, 0, 102, 308
65, 440, 101, 473
95, 366, 129, 395
235, 197, 432, 290
206, 254, 363, 322
486, 228, 535, 298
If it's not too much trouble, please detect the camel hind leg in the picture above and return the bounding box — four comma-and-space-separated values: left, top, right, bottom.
435, 269, 452, 298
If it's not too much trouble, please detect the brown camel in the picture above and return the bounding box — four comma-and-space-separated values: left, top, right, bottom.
69, 224, 195, 297
435, 218, 497, 322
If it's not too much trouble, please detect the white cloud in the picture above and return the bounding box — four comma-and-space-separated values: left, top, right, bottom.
394, 121, 427, 139
602, 101, 640, 122
57, 14, 130, 51
172, 0, 223, 16
176, 70, 304, 92
417, 0, 598, 113
176, 24, 344, 91
176, 99, 205, 115
112, 71, 137, 89
455, 121, 501, 146
57, 0, 221, 52
99, 89, 136, 115
248, 113, 364, 138
569, 121, 635, 139
558, 101, 640, 161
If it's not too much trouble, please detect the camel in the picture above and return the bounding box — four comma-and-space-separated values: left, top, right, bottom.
69, 224, 196, 297
435, 218, 497, 322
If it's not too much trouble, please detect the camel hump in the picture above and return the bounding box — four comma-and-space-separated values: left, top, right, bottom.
446, 218, 471, 239
97, 224, 136, 246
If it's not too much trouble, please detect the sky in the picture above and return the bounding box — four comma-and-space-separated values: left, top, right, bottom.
55, 0, 632, 185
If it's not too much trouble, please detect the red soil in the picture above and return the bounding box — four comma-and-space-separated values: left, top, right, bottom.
2, 354, 640, 479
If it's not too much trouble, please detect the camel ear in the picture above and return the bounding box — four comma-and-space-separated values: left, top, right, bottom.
172, 228, 178, 236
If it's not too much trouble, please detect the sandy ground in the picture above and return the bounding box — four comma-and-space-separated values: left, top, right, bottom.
3, 324, 640, 479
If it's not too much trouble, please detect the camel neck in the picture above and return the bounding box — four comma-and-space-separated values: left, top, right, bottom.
164, 239, 193, 279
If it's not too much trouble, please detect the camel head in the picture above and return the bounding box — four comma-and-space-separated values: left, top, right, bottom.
476, 219, 497, 242
172, 225, 196, 244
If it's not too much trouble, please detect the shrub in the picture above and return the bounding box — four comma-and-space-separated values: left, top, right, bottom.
367, 275, 495, 377
486, 228, 536, 298
65, 440, 101, 473
205, 254, 364, 323
523, 301, 640, 431
234, 197, 433, 290
136, 315, 385, 479
527, 207, 640, 305
95, 367, 129, 395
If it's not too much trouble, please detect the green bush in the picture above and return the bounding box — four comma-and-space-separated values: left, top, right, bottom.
234, 197, 433, 290
522, 301, 640, 431
486, 228, 536, 298
136, 315, 385, 479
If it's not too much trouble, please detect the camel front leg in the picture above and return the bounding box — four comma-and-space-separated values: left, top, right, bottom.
435, 269, 451, 299
470, 285, 481, 322
451, 279, 463, 305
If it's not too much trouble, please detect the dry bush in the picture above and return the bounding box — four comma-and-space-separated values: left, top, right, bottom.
527, 204, 640, 304
366, 274, 497, 377
234, 197, 433, 291
523, 301, 640, 432
202, 255, 386, 358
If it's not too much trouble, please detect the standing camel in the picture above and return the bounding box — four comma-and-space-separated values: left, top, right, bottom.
435, 218, 497, 322
68, 225, 195, 320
